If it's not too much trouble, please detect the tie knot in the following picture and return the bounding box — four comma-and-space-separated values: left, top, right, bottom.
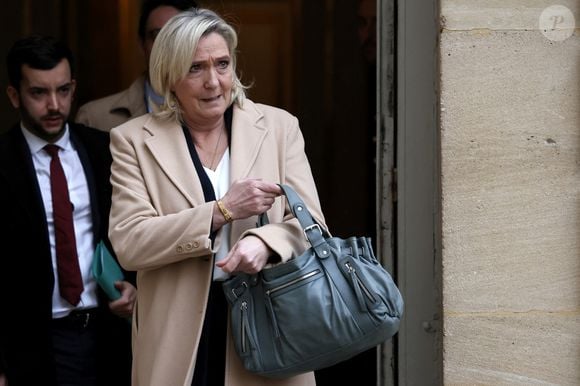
44, 144, 61, 158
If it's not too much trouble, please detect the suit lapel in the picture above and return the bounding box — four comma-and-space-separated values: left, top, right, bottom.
143, 117, 205, 206
0, 127, 47, 226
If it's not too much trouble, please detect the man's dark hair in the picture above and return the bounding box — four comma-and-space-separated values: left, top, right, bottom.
6, 34, 74, 89
138, 0, 197, 40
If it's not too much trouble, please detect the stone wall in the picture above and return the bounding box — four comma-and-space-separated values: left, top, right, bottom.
440, 1, 580, 384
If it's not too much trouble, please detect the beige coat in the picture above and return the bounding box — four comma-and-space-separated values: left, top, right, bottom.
75, 75, 148, 132
108, 99, 323, 386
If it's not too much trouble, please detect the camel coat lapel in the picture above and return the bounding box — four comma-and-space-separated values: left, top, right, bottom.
230, 102, 267, 181
143, 117, 206, 207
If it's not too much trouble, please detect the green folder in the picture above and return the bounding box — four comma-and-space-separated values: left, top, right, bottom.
91, 241, 124, 300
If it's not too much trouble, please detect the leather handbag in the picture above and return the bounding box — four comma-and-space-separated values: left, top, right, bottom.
222, 184, 404, 379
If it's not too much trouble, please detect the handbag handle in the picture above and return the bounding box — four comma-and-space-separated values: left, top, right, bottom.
257, 184, 332, 259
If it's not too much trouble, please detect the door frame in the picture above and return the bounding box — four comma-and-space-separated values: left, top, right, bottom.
378, 0, 443, 384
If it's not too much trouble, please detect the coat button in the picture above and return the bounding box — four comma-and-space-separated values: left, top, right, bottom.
176, 245, 183, 253
185, 242, 193, 250
193, 241, 200, 248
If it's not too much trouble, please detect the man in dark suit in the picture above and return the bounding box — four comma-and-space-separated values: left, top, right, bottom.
0, 35, 136, 386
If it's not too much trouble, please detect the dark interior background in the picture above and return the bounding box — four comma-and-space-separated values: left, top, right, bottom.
0, 0, 377, 384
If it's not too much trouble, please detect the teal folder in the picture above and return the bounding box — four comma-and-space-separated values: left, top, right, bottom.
91, 241, 124, 300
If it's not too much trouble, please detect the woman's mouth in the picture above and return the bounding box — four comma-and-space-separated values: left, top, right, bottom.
202, 95, 221, 102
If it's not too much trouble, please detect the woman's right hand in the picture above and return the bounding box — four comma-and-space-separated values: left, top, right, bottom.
218, 178, 282, 222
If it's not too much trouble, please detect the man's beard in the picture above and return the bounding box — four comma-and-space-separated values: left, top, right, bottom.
20, 104, 67, 142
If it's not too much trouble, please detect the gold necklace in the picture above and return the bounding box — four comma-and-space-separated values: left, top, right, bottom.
209, 127, 224, 170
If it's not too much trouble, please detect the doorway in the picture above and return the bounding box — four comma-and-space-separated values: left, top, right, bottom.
0, 0, 416, 385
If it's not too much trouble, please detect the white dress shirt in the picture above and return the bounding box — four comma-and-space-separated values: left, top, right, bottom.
21, 124, 99, 318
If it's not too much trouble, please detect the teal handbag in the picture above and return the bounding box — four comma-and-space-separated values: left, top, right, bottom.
222, 184, 404, 378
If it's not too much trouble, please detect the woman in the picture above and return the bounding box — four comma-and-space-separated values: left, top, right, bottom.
108, 7, 325, 386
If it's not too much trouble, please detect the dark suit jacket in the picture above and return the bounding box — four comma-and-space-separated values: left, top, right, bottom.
0, 122, 132, 386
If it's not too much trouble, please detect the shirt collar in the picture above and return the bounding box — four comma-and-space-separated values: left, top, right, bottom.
20, 122, 73, 155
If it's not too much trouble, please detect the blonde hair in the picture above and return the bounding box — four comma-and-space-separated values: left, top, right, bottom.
149, 8, 247, 122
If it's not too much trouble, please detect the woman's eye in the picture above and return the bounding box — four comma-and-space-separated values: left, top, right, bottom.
217, 60, 229, 69
189, 64, 201, 72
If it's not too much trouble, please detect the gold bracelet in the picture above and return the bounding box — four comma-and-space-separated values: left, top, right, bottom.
216, 200, 233, 222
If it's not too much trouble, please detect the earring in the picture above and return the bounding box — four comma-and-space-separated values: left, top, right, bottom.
168, 96, 177, 111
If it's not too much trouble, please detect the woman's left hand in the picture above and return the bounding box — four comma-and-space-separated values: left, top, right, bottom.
216, 235, 271, 274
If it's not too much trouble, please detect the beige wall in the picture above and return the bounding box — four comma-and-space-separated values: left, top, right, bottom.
440, 1, 580, 384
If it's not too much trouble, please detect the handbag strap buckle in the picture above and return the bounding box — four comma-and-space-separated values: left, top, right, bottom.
303, 224, 322, 239
303, 224, 330, 258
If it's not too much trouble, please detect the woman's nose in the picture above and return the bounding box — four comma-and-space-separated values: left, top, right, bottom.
204, 68, 218, 89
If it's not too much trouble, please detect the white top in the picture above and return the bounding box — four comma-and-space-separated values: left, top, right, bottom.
203, 149, 231, 281
22, 124, 99, 318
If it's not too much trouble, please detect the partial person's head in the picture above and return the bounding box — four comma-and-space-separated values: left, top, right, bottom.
139, 0, 198, 70
6, 35, 76, 142
150, 7, 247, 124
357, 0, 377, 63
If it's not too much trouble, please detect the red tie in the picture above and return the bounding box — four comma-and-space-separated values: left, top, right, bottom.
44, 144, 83, 306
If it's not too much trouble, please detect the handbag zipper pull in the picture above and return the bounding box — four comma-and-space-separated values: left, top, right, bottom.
346, 262, 376, 311
241, 301, 250, 353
